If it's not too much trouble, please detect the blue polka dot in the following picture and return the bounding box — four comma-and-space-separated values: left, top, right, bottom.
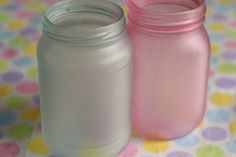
30, 17, 42, 26
167, 151, 193, 157
175, 134, 199, 147
208, 85, 212, 93
13, 57, 34, 67
0, 111, 16, 126
207, 109, 231, 122
226, 140, 236, 154
209, 34, 224, 42
215, 5, 230, 12
210, 56, 219, 65
0, 31, 15, 39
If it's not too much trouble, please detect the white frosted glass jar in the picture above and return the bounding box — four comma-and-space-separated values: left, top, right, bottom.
37, 1, 132, 157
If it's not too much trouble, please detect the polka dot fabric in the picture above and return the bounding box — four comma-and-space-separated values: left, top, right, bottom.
0, 0, 235, 157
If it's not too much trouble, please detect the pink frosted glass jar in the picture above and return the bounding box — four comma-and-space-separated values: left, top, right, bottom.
127, 0, 210, 140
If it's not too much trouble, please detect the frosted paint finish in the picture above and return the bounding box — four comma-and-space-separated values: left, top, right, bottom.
128, 0, 210, 140
37, 1, 132, 157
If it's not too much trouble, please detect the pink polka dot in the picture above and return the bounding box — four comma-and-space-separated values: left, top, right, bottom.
229, 21, 236, 28
0, 142, 20, 157
118, 143, 138, 157
225, 40, 236, 49
32, 33, 41, 42
0, 49, 18, 59
208, 69, 215, 78
17, 11, 33, 19
16, 81, 39, 94
48, 0, 58, 5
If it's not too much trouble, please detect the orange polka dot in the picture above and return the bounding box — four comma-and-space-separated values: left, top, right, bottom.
21, 107, 40, 122
0, 84, 12, 97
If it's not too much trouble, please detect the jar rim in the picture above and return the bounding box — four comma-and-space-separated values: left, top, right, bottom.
127, 0, 206, 33
43, 0, 126, 44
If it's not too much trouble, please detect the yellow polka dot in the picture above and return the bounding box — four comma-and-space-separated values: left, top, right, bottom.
0, 84, 12, 97
79, 149, 109, 157
25, 44, 37, 56
229, 120, 236, 134
211, 92, 234, 107
211, 43, 221, 54
198, 119, 206, 129
8, 21, 26, 30
206, 7, 213, 16
0, 0, 6, 6
26, 2, 44, 10
208, 23, 226, 32
28, 137, 50, 155
123, 7, 128, 16
132, 132, 138, 138
21, 107, 40, 122
143, 140, 170, 153
218, 0, 234, 5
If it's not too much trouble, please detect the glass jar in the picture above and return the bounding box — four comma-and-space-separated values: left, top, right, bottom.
37, 0, 132, 157
127, 0, 210, 140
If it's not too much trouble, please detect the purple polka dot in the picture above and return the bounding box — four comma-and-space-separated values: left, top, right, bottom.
222, 52, 236, 60
33, 95, 40, 105
233, 106, 236, 113
212, 14, 227, 21
2, 71, 24, 83
0, 42, 4, 48
202, 127, 227, 141
4, 4, 20, 11
167, 151, 193, 157
37, 122, 41, 131
0, 24, 3, 30
20, 27, 37, 36
215, 77, 236, 89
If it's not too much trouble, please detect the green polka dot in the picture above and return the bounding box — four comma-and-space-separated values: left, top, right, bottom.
9, 37, 29, 48
5, 96, 29, 110
27, 67, 38, 79
227, 31, 236, 39
0, 60, 8, 72
0, 12, 11, 22
7, 124, 33, 140
37, 9, 46, 16
218, 64, 236, 74
232, 12, 236, 19
197, 145, 224, 157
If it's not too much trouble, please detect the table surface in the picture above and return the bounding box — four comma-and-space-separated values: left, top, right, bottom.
0, 0, 236, 157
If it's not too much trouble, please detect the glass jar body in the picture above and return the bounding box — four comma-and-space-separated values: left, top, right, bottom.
37, 34, 132, 157
128, 25, 210, 140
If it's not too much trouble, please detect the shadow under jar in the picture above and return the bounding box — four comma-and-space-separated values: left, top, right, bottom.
37, 0, 132, 157
127, 0, 210, 140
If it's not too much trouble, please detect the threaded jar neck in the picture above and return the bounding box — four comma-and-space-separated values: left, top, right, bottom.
42, 0, 126, 45
127, 0, 206, 33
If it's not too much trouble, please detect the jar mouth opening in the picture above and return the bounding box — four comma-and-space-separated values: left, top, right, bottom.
127, 0, 206, 33
128, 0, 204, 16
43, 0, 126, 44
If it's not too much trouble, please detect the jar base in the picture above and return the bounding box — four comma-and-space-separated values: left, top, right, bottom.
133, 114, 204, 140
49, 136, 130, 157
